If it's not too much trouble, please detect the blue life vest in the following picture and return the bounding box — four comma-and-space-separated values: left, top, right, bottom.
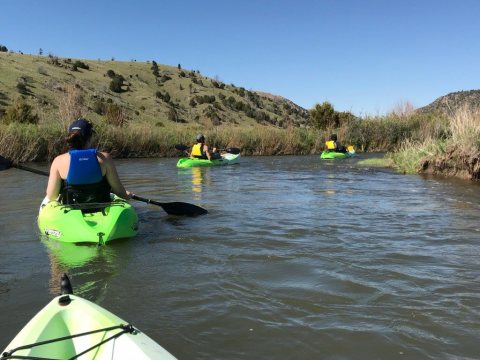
67, 149, 103, 185
61, 149, 111, 205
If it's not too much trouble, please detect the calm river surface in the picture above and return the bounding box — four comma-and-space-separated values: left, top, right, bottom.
1, 154, 479, 359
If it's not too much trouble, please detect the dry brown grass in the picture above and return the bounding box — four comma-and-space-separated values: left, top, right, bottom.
56, 84, 85, 131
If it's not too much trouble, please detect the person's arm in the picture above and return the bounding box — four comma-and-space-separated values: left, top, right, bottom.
99, 152, 130, 199
204, 145, 212, 160
46, 157, 62, 201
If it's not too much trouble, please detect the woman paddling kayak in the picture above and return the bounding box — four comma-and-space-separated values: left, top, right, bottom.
40, 118, 138, 244
46, 118, 132, 204
190, 133, 221, 160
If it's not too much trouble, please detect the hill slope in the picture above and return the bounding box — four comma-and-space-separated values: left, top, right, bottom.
418, 90, 480, 116
0, 52, 309, 128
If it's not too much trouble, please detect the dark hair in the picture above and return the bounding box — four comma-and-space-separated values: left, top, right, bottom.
65, 131, 88, 150
66, 118, 94, 150
196, 133, 205, 143
330, 133, 338, 141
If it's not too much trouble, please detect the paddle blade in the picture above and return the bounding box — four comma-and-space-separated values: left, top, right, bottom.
175, 144, 189, 152
132, 194, 208, 216
0, 155, 13, 171
224, 147, 241, 154
154, 201, 208, 216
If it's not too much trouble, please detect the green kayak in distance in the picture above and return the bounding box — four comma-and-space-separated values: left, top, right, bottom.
176, 153, 240, 168
320, 150, 356, 160
2, 292, 176, 359
38, 195, 138, 245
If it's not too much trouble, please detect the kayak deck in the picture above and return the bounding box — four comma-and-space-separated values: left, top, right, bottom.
38, 196, 138, 244
320, 150, 355, 159
2, 294, 176, 359
176, 153, 240, 168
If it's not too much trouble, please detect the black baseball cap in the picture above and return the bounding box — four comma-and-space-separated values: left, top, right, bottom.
68, 118, 94, 138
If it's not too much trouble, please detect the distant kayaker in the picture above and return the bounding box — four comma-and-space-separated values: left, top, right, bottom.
45, 118, 131, 204
325, 133, 347, 153
190, 134, 221, 160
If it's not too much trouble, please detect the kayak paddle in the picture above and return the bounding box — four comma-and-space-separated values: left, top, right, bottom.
174, 144, 241, 154
0, 155, 208, 216
131, 194, 207, 216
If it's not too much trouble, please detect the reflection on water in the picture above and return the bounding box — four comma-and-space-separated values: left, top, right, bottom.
1, 155, 479, 359
42, 238, 119, 297
191, 167, 208, 194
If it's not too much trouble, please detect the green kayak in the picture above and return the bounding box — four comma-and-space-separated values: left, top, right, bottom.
176, 153, 240, 168
2, 284, 176, 359
320, 150, 355, 160
38, 196, 138, 244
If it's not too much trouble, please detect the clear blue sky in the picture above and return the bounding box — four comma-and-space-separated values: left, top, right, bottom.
2, 0, 479, 115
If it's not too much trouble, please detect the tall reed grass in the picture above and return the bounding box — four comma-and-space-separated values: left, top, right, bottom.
391, 106, 480, 176
0, 122, 323, 162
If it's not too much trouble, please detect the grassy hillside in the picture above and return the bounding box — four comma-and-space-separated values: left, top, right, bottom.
0, 52, 308, 130
417, 90, 480, 116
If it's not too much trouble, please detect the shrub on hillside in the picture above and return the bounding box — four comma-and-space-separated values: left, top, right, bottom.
2, 99, 39, 125
16, 82, 29, 95
92, 99, 107, 115
168, 106, 179, 122
106, 69, 116, 78
203, 105, 222, 125
160, 75, 172, 83
0, 45, 8, 52
47, 54, 61, 67
109, 75, 125, 93
73, 60, 89, 70
163, 92, 171, 103
212, 80, 225, 89
196, 95, 215, 104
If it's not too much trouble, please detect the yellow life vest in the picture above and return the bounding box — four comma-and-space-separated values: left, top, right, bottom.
191, 143, 206, 158
325, 140, 336, 150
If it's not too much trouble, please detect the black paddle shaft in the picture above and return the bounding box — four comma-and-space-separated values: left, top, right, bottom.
1, 155, 208, 216
131, 195, 208, 216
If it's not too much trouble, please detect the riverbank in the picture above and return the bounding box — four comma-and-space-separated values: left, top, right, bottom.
389, 106, 480, 181
1, 107, 478, 181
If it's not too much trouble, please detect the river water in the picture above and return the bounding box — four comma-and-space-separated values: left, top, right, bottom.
0, 154, 479, 359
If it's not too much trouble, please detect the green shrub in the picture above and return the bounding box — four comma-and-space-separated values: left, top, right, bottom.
109, 75, 124, 93
309, 102, 339, 129
74, 60, 89, 70
16, 82, 28, 94
2, 99, 39, 125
